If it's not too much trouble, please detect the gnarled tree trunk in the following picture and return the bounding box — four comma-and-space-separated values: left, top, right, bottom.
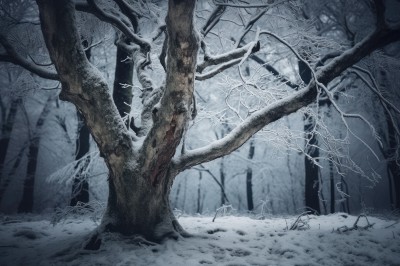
36, 0, 198, 243
34, 0, 400, 248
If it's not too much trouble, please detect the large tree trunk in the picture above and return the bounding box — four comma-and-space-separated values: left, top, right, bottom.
36, 0, 198, 244
99, 168, 184, 241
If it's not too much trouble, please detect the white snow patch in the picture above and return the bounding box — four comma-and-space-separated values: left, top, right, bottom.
0, 213, 399, 266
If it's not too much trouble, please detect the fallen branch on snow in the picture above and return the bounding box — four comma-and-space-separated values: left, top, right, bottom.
336, 214, 374, 233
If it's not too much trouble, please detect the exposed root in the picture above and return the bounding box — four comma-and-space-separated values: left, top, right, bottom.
172, 219, 192, 238
83, 232, 102, 250
81, 218, 190, 250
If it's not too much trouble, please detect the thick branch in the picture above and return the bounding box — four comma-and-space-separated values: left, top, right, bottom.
175, 24, 400, 170
140, 0, 199, 185
0, 35, 58, 80
36, 0, 133, 165
113, 0, 139, 30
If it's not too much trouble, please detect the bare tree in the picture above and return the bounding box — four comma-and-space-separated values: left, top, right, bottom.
0, 0, 399, 248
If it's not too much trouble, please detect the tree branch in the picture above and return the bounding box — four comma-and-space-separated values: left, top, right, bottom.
79, 0, 150, 51
174, 22, 400, 171
0, 35, 58, 80
113, 0, 139, 30
140, 0, 199, 185
197, 41, 260, 73
36, 0, 133, 164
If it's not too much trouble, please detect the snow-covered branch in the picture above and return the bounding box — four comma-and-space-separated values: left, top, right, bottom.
197, 41, 260, 74
174, 20, 400, 171
213, 0, 288, 9
37, 0, 134, 165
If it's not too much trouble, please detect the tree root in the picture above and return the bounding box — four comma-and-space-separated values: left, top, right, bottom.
83, 232, 102, 250
82, 219, 190, 250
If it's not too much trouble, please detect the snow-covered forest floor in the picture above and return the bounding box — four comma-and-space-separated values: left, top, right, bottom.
0, 213, 399, 266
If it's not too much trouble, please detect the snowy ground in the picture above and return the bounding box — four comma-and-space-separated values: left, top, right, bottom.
0, 213, 399, 266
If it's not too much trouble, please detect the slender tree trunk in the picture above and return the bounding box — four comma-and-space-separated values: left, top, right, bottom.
18, 95, 54, 213
197, 171, 202, 213
329, 160, 335, 213
220, 158, 225, 205
0, 95, 21, 207
339, 176, 350, 213
0, 98, 21, 181
379, 70, 400, 210
246, 140, 255, 211
386, 167, 395, 209
174, 180, 181, 209
300, 57, 321, 215
0, 145, 26, 205
384, 102, 400, 210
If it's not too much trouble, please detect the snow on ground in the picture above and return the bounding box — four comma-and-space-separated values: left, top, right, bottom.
0, 213, 399, 266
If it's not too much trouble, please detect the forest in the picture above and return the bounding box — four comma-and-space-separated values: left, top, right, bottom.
0, 0, 399, 265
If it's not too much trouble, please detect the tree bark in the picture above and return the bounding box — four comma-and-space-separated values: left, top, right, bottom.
70, 40, 92, 207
